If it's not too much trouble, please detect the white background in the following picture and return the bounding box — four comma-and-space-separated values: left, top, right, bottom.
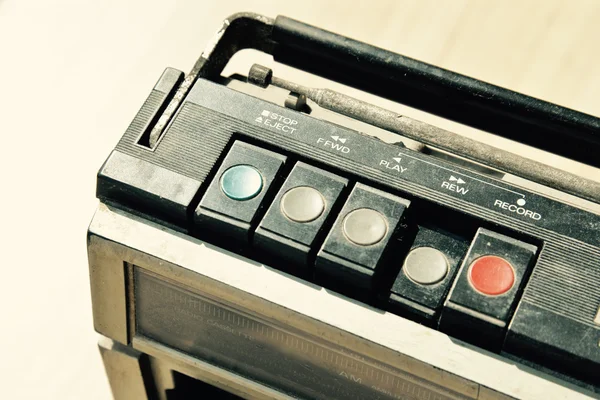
0, 1, 599, 398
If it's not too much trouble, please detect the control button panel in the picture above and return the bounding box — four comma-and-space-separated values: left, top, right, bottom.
315, 183, 410, 293
440, 228, 537, 350
195, 141, 286, 242
387, 227, 468, 325
190, 140, 551, 382
254, 162, 348, 270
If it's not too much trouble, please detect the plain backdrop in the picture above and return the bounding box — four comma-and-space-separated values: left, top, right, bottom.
0, 1, 599, 399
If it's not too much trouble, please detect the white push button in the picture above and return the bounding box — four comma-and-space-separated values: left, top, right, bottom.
403, 247, 448, 285
342, 208, 387, 246
281, 186, 325, 223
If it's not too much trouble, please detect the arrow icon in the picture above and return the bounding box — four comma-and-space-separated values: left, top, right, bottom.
331, 135, 348, 143
393, 157, 402, 163
255, 116, 263, 123
449, 176, 466, 184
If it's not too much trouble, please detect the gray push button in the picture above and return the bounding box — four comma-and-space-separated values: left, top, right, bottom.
316, 184, 410, 292
195, 141, 286, 242
387, 227, 468, 326
254, 162, 348, 270
281, 186, 325, 223
403, 247, 448, 285
343, 208, 387, 246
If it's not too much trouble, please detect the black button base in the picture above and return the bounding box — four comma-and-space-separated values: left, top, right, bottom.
254, 162, 348, 273
388, 226, 468, 327
194, 141, 286, 242
315, 183, 410, 294
440, 228, 537, 352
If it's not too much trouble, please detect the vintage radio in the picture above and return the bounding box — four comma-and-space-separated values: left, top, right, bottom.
88, 13, 600, 399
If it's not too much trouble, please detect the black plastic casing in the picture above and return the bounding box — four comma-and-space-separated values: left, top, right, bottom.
97, 72, 600, 389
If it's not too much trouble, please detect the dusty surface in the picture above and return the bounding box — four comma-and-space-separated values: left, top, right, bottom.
0, 1, 598, 398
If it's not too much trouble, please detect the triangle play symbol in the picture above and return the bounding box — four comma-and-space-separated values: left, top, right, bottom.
393, 157, 402, 163
339, 138, 347, 144
331, 135, 339, 141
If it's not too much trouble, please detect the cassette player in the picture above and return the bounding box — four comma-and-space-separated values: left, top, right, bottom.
88, 13, 600, 400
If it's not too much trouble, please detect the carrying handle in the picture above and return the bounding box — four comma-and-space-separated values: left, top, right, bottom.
272, 16, 600, 168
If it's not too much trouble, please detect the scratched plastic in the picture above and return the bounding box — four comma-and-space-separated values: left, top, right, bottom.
135, 268, 468, 400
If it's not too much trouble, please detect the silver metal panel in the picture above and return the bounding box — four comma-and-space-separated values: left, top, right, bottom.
88, 217, 128, 344
88, 203, 598, 399
98, 337, 149, 400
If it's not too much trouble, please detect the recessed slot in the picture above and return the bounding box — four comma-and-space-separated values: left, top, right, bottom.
136, 71, 184, 149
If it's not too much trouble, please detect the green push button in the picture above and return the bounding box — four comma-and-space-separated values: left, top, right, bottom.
220, 165, 263, 201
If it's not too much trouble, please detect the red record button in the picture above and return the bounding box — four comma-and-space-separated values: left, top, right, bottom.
468, 256, 515, 296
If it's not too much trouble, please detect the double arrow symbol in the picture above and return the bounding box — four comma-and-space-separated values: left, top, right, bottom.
331, 135, 347, 144
450, 175, 466, 184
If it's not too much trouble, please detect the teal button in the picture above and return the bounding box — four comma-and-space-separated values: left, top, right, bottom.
220, 165, 263, 201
